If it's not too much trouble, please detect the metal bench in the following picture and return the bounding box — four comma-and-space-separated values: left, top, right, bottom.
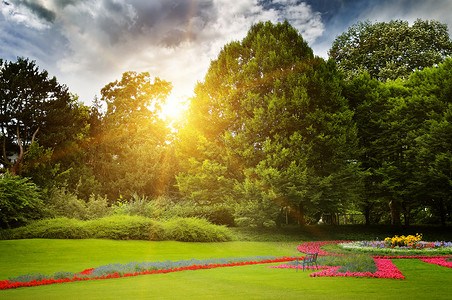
296, 252, 318, 271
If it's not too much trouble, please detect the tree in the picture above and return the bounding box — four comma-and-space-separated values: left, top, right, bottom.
409, 59, 452, 226
0, 172, 44, 228
335, 19, 452, 225
93, 71, 173, 201
330, 19, 452, 81
0, 58, 90, 179
342, 74, 390, 224
177, 21, 360, 225
345, 57, 452, 226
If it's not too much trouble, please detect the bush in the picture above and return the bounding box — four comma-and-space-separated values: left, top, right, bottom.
112, 193, 154, 217
85, 215, 160, 240
86, 194, 112, 219
150, 197, 235, 226
45, 187, 112, 220
0, 173, 44, 228
1, 218, 88, 239
163, 217, 232, 242
0, 216, 232, 242
45, 187, 88, 220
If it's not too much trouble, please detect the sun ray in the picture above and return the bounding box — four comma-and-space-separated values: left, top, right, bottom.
161, 92, 189, 122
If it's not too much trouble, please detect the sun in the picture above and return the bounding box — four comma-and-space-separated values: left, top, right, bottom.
160, 92, 188, 122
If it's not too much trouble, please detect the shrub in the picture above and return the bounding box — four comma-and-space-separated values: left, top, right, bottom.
0, 173, 44, 228
0, 216, 232, 242
86, 194, 112, 219
151, 197, 235, 226
112, 193, 154, 217
163, 217, 232, 242
2, 218, 88, 239
85, 215, 160, 240
45, 187, 88, 220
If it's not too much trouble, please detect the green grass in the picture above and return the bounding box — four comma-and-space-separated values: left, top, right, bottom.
2, 239, 452, 299
0, 239, 300, 279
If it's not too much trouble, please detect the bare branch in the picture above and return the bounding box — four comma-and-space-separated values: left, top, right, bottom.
31, 127, 40, 144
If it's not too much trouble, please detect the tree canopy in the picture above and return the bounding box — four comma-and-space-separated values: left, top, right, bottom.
177, 21, 359, 226
0, 57, 89, 177
330, 19, 452, 81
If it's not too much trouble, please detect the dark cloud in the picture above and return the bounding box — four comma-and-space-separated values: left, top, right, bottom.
15, 0, 56, 23
129, 0, 215, 47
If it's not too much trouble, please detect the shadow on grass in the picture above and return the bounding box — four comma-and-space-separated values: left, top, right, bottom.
230, 224, 452, 242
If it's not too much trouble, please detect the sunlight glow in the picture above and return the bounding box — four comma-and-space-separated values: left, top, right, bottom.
160, 92, 188, 122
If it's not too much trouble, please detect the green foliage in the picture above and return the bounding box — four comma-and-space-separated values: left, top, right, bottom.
342, 56, 452, 226
0, 173, 44, 228
330, 19, 452, 81
1, 216, 232, 242
162, 217, 232, 242
3, 218, 87, 239
0, 58, 90, 177
178, 21, 359, 226
93, 71, 175, 201
111, 195, 235, 226
45, 187, 89, 220
85, 215, 161, 240
233, 178, 280, 228
45, 187, 112, 220
112, 193, 154, 217
155, 199, 235, 227
86, 194, 112, 219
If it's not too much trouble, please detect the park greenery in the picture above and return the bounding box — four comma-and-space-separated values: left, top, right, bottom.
1, 18, 452, 232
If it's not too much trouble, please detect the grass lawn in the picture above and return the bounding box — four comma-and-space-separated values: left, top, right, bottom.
1, 239, 452, 299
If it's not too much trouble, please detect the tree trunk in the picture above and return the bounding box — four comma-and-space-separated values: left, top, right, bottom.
364, 205, 371, 226
9, 126, 39, 177
389, 200, 401, 225
298, 201, 306, 226
438, 199, 446, 227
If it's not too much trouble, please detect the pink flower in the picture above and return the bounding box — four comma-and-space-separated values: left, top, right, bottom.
420, 258, 452, 268
297, 241, 352, 256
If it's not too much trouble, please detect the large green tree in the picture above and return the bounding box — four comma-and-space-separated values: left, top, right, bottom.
344, 57, 452, 226
330, 19, 452, 81
93, 71, 174, 201
177, 21, 360, 226
408, 58, 452, 226
336, 19, 452, 225
0, 57, 90, 180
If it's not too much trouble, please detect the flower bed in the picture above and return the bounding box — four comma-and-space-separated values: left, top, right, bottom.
309, 258, 405, 279
339, 241, 452, 255
0, 256, 298, 290
297, 240, 350, 256
285, 239, 452, 279
268, 258, 404, 279
3, 239, 451, 290
419, 258, 452, 268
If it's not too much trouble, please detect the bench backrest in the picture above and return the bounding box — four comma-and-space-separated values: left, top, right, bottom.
304, 252, 318, 262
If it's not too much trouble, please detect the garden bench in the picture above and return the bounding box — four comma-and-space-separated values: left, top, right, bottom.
296, 252, 318, 271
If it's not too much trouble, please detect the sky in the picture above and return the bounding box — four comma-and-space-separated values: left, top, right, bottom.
1, 0, 452, 113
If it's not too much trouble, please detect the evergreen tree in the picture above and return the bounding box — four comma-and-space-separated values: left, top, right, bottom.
177, 21, 360, 225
